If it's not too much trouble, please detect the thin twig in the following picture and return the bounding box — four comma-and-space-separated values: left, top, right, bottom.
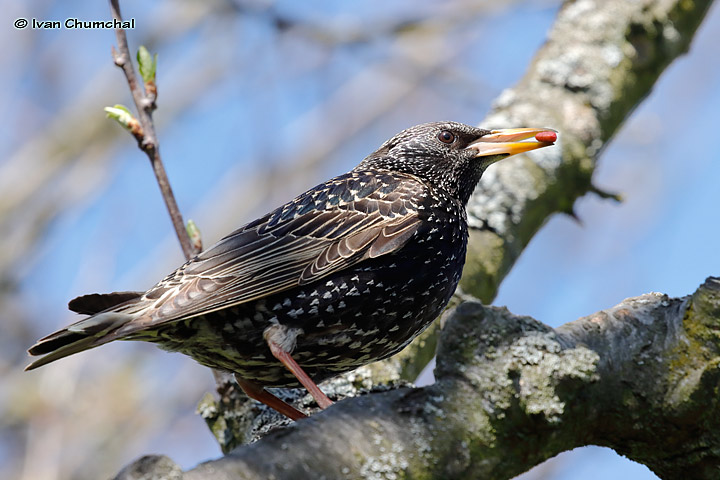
108, 0, 197, 261
108, 0, 232, 390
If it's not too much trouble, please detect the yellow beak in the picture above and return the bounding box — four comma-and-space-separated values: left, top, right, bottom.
466, 128, 557, 158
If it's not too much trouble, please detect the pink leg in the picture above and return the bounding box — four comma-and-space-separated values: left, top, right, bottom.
234, 375, 307, 421
267, 340, 334, 409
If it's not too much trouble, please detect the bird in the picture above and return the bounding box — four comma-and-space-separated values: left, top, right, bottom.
26, 121, 556, 420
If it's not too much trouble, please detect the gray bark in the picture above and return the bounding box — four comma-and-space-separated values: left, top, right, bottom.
117, 278, 720, 479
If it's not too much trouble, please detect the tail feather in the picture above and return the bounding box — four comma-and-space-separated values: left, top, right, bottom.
68, 291, 143, 315
26, 333, 107, 371
28, 329, 89, 356
26, 294, 145, 371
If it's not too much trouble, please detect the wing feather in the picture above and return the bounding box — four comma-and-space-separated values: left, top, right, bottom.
118, 171, 426, 332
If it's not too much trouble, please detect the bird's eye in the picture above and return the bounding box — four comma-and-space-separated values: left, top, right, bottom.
438, 130, 455, 144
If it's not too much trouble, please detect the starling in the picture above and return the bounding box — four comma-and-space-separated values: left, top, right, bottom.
26, 122, 556, 419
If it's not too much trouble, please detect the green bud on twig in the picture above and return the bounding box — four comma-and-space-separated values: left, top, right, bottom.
104, 104, 143, 137
137, 45, 158, 84
186, 219, 203, 253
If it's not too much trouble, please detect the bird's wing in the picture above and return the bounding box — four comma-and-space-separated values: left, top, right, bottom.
25, 171, 425, 369
110, 171, 424, 334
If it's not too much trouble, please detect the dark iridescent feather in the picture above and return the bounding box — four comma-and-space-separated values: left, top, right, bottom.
26, 121, 553, 392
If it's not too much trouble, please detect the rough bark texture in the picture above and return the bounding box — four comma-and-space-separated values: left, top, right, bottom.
117, 278, 720, 479
113, 0, 717, 478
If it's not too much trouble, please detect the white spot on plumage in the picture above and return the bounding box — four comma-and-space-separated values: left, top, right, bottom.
287, 308, 304, 319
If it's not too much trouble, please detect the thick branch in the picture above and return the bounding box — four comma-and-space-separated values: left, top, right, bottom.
116, 277, 720, 479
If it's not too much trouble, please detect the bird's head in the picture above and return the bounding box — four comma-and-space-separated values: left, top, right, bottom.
357, 121, 557, 205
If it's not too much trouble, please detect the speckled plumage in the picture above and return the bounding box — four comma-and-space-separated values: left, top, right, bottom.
137, 168, 466, 386
27, 121, 553, 391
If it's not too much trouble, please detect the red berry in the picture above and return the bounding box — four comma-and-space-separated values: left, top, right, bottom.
535, 131, 557, 143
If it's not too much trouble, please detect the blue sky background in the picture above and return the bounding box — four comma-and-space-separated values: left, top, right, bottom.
1, 0, 718, 478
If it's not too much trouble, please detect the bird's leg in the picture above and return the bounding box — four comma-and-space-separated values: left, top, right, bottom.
234, 375, 307, 421
267, 340, 334, 409
264, 324, 334, 409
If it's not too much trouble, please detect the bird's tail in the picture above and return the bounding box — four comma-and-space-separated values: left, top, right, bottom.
25, 291, 145, 371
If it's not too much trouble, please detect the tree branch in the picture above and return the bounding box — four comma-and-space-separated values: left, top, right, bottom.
109, 0, 198, 260
116, 277, 720, 479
